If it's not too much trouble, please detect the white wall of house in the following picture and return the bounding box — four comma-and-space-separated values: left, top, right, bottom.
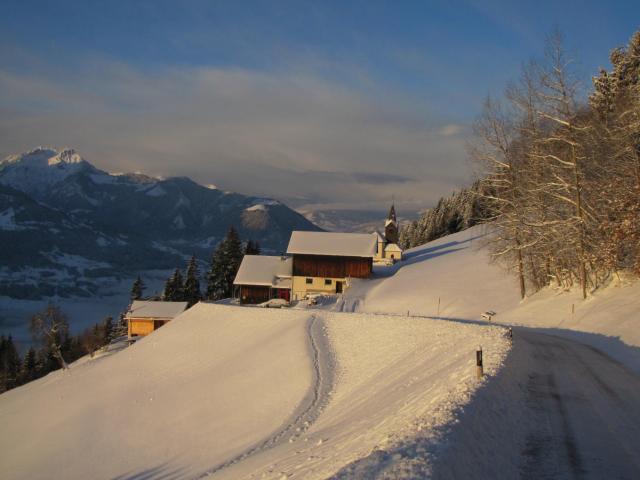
291, 275, 348, 300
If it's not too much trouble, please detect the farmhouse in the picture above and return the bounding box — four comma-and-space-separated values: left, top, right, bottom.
232, 204, 404, 303
126, 300, 188, 338
286, 231, 377, 300
233, 255, 292, 304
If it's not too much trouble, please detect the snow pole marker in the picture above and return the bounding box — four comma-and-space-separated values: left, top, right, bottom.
437, 297, 441, 317
476, 346, 484, 379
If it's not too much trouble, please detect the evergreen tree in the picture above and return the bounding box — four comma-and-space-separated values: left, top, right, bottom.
245, 240, 261, 255
102, 316, 114, 344
163, 269, 185, 301
206, 226, 244, 300
183, 255, 202, 307
20, 347, 37, 384
0, 335, 21, 392
130, 276, 145, 301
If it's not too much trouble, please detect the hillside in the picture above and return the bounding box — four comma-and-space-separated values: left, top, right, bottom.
0, 304, 509, 480
1, 227, 638, 479
0, 148, 320, 300
344, 226, 640, 372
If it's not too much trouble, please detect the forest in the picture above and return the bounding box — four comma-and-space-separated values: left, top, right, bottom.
404, 30, 639, 300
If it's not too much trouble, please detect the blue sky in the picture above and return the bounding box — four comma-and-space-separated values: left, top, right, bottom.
1, 1, 638, 211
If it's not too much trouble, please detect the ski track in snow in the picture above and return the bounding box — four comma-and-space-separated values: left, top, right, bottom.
201, 314, 335, 478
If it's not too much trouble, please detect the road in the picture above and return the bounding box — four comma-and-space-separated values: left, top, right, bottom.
517, 330, 640, 479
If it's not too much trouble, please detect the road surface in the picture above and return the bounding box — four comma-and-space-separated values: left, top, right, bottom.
517, 330, 640, 479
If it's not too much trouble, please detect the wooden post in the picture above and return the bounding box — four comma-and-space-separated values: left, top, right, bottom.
476, 346, 484, 379
437, 297, 441, 317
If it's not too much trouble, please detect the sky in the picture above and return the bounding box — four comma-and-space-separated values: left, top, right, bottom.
0, 1, 638, 213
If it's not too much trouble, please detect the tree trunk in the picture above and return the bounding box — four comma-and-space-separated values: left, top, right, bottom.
54, 348, 68, 370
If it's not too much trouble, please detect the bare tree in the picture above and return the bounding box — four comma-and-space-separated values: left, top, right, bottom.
30, 304, 70, 370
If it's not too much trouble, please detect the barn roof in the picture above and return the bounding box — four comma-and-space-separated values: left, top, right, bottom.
286, 231, 377, 258
126, 300, 188, 319
233, 255, 292, 287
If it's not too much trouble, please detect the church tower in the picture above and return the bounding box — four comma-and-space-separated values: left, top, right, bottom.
384, 204, 398, 244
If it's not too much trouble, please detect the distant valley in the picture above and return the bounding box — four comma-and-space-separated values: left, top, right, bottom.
0, 148, 320, 342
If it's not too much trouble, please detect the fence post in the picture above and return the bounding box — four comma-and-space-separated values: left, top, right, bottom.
476, 346, 484, 379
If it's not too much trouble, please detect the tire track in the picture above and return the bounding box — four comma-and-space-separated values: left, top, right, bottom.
200, 314, 334, 478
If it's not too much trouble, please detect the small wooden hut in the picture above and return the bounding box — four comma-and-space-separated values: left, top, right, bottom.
126, 300, 188, 338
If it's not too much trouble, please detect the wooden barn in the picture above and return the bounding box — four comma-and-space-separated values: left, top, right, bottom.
233, 255, 293, 304
126, 300, 188, 339
286, 231, 377, 300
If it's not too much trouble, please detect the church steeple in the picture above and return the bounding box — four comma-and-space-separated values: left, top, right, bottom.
384, 203, 398, 244
387, 204, 397, 224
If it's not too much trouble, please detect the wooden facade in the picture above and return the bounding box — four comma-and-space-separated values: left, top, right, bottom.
292, 254, 372, 279
240, 285, 271, 304
239, 285, 291, 304
128, 318, 169, 337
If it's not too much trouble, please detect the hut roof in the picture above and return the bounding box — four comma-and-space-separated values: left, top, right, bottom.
126, 300, 188, 320
233, 255, 292, 287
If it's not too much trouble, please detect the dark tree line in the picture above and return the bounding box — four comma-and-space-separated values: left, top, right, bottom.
153, 227, 261, 305
470, 30, 640, 299
399, 180, 493, 249
0, 305, 116, 394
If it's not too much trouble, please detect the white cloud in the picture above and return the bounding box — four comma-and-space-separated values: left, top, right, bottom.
438, 124, 464, 136
0, 61, 473, 211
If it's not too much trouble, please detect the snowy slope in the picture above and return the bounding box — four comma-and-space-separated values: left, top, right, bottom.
0, 305, 314, 480
342, 225, 640, 372
342, 226, 522, 319
2, 226, 638, 479
0, 304, 509, 480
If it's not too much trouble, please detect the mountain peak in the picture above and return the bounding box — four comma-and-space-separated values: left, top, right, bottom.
2, 147, 87, 168
48, 148, 84, 166
0, 147, 98, 197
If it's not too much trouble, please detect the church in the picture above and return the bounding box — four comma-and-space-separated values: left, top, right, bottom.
373, 204, 404, 264
233, 204, 404, 304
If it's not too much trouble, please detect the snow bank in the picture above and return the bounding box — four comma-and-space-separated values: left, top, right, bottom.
0, 304, 315, 480
498, 280, 640, 373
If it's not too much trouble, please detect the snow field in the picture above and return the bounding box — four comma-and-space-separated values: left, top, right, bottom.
0, 304, 511, 480
0, 304, 315, 480
213, 312, 511, 479
349, 227, 522, 320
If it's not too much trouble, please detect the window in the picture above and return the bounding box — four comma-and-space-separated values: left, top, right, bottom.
306, 278, 313, 284
324, 279, 332, 286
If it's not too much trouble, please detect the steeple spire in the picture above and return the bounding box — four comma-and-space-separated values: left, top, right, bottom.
387, 203, 397, 224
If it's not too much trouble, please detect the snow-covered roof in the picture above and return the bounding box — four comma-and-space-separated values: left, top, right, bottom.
126, 300, 188, 319
287, 231, 377, 258
234, 255, 292, 287
384, 243, 403, 252
373, 230, 385, 242
385, 218, 397, 227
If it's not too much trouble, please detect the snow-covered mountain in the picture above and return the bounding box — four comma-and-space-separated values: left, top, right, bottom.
0, 148, 320, 299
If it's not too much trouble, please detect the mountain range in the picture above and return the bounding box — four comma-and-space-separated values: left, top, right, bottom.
0, 148, 320, 299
